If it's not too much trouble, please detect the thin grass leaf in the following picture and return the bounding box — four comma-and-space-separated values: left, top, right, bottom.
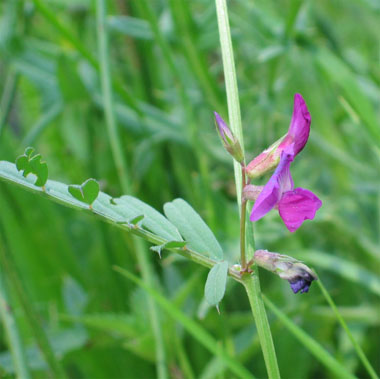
114, 266, 255, 379
264, 296, 356, 379
317, 280, 379, 379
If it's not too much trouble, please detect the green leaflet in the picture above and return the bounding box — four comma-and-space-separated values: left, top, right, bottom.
16, 147, 48, 187
164, 199, 223, 260
68, 178, 100, 206
204, 261, 229, 308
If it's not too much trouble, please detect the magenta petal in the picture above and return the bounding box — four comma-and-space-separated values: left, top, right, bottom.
278, 188, 322, 232
286, 94, 311, 156
250, 151, 294, 222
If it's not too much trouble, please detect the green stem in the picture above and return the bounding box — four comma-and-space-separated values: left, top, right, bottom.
317, 279, 379, 379
215, 0, 245, 206
0, 261, 30, 379
96, 2, 168, 377
242, 274, 281, 379
215, 1, 280, 377
240, 166, 247, 270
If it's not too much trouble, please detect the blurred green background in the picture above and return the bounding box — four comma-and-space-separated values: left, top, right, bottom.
0, 0, 379, 378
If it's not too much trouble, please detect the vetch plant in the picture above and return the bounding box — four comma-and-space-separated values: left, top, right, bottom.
212, 92, 320, 377
0, 0, 377, 378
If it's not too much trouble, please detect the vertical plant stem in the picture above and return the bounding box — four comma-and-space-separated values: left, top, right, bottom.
215, 1, 280, 377
239, 166, 247, 270
0, 233, 66, 378
242, 274, 280, 379
214, 0, 245, 206
0, 263, 30, 379
96, 2, 168, 378
317, 280, 378, 379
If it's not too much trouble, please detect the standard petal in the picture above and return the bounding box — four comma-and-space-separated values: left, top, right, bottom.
279, 93, 311, 156
250, 151, 294, 222
278, 188, 322, 232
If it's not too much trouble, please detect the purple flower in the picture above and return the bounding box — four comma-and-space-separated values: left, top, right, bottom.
246, 94, 311, 179
249, 146, 322, 232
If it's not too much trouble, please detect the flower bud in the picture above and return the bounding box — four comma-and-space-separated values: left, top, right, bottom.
253, 249, 317, 294
214, 112, 244, 163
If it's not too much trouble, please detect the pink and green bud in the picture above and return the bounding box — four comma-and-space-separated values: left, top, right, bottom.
253, 249, 317, 294
214, 112, 244, 163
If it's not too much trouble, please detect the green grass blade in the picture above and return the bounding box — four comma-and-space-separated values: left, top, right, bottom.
0, 263, 31, 379
96, 2, 168, 377
31, 0, 139, 113
264, 296, 356, 379
114, 266, 255, 379
317, 279, 379, 379
0, 234, 67, 378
